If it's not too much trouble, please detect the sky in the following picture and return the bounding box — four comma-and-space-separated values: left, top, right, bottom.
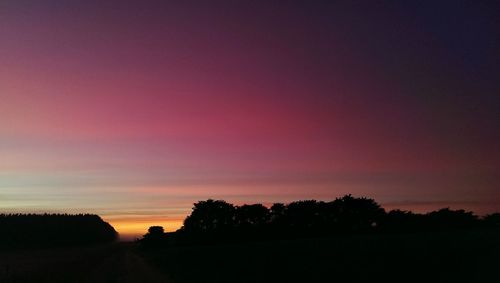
1, 1, 499, 238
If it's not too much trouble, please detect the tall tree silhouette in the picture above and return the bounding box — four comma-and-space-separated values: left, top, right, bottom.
181, 199, 236, 233
330, 195, 385, 232
235, 204, 269, 228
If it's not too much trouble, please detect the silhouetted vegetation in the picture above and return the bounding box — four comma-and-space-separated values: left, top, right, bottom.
138, 195, 500, 283
483, 212, 500, 227
138, 226, 168, 248
0, 214, 117, 249
143, 230, 500, 283
140, 195, 499, 247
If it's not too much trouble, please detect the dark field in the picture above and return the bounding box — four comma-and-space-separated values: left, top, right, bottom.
0, 243, 168, 283
141, 229, 500, 283
1, 230, 499, 283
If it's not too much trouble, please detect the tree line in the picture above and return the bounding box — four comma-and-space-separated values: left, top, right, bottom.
140, 195, 500, 246
0, 213, 118, 249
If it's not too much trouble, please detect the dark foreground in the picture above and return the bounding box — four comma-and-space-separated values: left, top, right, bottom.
141, 229, 500, 283
1, 230, 499, 283
0, 243, 169, 283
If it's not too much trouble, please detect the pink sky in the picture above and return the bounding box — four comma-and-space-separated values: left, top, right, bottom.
1, 1, 499, 238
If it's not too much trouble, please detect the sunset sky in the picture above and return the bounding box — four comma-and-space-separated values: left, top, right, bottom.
1, 1, 499, 238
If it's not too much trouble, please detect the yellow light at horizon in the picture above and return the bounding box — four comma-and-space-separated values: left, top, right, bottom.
104, 217, 184, 240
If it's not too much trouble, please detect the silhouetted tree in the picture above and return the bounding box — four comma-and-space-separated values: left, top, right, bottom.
283, 200, 323, 233
269, 203, 286, 231
327, 195, 385, 232
483, 213, 500, 228
181, 199, 236, 233
270, 203, 286, 220
146, 226, 166, 238
426, 208, 479, 230
140, 226, 168, 247
380, 210, 424, 232
0, 214, 117, 249
235, 204, 269, 228
167, 196, 496, 246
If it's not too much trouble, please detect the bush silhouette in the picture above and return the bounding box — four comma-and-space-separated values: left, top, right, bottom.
0, 214, 117, 249
483, 213, 500, 228
425, 208, 479, 230
380, 209, 424, 232
140, 226, 168, 247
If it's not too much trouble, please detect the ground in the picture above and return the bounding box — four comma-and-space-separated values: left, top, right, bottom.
1, 229, 499, 283
0, 243, 170, 283
141, 229, 500, 283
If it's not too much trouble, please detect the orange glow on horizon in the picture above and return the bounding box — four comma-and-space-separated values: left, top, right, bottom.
105, 217, 184, 240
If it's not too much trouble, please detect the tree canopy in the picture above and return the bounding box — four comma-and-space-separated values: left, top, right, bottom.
141, 195, 498, 246
0, 213, 117, 249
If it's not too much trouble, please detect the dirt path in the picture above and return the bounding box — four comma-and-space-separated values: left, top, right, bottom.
81, 244, 172, 283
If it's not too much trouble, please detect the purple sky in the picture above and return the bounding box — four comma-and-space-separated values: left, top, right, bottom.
1, 1, 499, 237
